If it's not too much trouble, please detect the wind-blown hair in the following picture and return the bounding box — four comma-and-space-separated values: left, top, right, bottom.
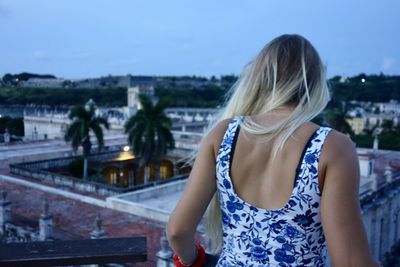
204, 34, 331, 252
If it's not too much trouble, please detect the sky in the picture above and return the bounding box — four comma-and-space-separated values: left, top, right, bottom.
0, 0, 399, 79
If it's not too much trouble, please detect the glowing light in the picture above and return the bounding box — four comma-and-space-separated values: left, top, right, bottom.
361, 78, 366, 83
123, 146, 130, 152
115, 152, 136, 161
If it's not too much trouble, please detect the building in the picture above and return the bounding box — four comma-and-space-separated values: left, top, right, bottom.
10, 148, 186, 191
23, 85, 151, 140
22, 86, 218, 154
20, 85, 219, 189
378, 99, 400, 114
346, 100, 400, 135
19, 78, 65, 88
366, 113, 399, 128
356, 148, 400, 262
346, 117, 366, 135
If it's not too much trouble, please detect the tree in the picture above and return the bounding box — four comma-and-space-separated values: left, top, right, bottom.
124, 95, 174, 184
0, 116, 24, 136
2, 73, 13, 84
326, 104, 354, 136
377, 120, 400, 151
64, 101, 109, 179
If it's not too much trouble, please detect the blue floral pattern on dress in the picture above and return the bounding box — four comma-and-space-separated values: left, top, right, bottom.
215, 116, 332, 267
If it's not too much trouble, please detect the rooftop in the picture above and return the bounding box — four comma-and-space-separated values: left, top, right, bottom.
0, 179, 165, 267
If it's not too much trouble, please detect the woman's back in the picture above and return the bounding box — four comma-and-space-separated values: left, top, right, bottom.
230, 113, 322, 211
215, 115, 331, 266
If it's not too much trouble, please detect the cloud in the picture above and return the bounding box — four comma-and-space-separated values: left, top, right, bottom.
33, 50, 50, 61
381, 57, 396, 72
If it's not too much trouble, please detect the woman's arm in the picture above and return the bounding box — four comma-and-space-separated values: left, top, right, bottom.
167, 120, 229, 264
320, 131, 380, 267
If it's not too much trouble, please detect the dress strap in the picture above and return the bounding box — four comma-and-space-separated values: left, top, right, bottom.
314, 127, 332, 156
305, 127, 332, 158
218, 116, 241, 155
295, 127, 332, 192
216, 116, 241, 187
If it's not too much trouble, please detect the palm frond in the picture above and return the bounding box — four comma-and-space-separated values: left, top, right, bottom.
68, 105, 87, 120
88, 104, 96, 118
155, 97, 171, 115
157, 115, 173, 129
80, 121, 89, 140
128, 124, 146, 154
156, 125, 175, 154
91, 123, 104, 151
124, 112, 146, 133
93, 117, 109, 130
64, 121, 82, 151
138, 95, 154, 114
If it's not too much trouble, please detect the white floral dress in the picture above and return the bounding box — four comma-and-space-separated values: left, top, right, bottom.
215, 116, 332, 267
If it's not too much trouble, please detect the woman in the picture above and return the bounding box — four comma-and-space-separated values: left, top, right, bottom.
167, 34, 379, 266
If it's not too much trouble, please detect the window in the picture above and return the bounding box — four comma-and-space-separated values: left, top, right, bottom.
110, 170, 117, 184
160, 165, 168, 179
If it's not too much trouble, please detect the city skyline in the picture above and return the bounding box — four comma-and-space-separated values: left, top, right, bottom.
0, 0, 399, 79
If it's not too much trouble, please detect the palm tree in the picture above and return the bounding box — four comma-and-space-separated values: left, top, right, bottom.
124, 95, 174, 184
64, 100, 109, 179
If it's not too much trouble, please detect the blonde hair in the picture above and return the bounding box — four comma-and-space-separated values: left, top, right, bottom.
202, 34, 330, 252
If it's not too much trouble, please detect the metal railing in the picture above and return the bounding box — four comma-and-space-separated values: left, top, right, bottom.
0, 237, 147, 267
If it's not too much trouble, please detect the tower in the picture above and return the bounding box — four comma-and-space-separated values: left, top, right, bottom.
126, 85, 155, 117
127, 87, 141, 117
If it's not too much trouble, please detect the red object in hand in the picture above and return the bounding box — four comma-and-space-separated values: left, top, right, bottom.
173, 243, 206, 267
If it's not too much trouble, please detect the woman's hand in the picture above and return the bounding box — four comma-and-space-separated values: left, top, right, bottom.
167, 119, 230, 264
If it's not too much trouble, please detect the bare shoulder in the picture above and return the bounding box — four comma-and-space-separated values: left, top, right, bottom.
322, 129, 357, 161
203, 118, 233, 157
320, 128, 359, 189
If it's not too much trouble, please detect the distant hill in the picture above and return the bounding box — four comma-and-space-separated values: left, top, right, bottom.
330, 74, 400, 102
0, 73, 399, 107
2, 72, 56, 83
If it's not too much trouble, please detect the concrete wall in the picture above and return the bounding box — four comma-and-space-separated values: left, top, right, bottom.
24, 116, 69, 140
107, 178, 188, 223
13, 149, 122, 170
360, 181, 400, 262
10, 164, 125, 196
24, 115, 125, 141
0, 149, 75, 170
9, 150, 130, 196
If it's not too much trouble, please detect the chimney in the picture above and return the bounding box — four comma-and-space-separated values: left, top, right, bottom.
90, 213, 106, 239
0, 191, 11, 235
385, 163, 393, 183
373, 135, 379, 150
39, 198, 53, 241
156, 235, 174, 267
